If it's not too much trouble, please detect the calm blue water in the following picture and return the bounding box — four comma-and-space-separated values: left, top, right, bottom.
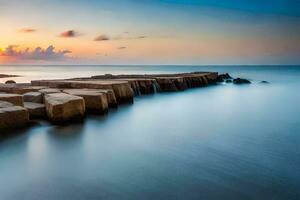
0, 65, 300, 200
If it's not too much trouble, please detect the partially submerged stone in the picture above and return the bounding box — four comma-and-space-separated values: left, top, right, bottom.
99, 89, 118, 108
5, 80, 16, 84
233, 78, 251, 84
0, 106, 29, 131
23, 92, 43, 103
260, 81, 269, 84
44, 93, 85, 123
0, 93, 24, 106
216, 73, 233, 82
24, 102, 46, 119
63, 89, 108, 114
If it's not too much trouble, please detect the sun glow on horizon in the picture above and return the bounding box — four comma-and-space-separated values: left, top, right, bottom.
0, 0, 299, 64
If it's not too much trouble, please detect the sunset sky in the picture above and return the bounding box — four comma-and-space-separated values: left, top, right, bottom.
0, 0, 299, 65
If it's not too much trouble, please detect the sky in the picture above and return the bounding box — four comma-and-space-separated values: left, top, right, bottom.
0, 0, 299, 65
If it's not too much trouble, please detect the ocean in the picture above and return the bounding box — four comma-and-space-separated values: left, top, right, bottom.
0, 65, 299, 199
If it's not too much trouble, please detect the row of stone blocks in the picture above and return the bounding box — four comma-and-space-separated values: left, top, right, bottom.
0, 87, 119, 131
90, 72, 218, 95
0, 72, 219, 132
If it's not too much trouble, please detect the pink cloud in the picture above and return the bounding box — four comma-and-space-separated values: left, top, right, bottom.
0, 45, 71, 61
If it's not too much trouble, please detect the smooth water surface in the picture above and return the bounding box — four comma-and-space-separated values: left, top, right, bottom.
0, 65, 299, 200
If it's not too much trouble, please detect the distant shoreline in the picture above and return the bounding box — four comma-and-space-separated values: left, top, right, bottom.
0, 74, 20, 79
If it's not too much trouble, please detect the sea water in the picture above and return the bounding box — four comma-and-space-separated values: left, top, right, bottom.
0, 65, 299, 199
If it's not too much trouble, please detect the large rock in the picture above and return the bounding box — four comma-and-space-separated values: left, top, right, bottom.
0, 93, 24, 106
44, 93, 85, 123
63, 89, 108, 114
216, 73, 232, 82
23, 92, 43, 103
233, 78, 251, 84
24, 102, 46, 119
5, 80, 16, 84
0, 105, 29, 131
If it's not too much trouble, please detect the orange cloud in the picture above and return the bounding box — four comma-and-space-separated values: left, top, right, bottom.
19, 28, 36, 33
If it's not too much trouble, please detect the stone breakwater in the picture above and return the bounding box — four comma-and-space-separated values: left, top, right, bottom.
0, 72, 218, 132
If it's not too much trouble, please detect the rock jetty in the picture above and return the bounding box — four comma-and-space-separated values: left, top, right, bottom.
1, 72, 220, 132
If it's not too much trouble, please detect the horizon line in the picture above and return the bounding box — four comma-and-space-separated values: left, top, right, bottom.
0, 64, 300, 67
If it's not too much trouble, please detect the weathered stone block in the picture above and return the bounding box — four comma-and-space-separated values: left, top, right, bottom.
23, 92, 43, 103
0, 93, 24, 106
0, 106, 29, 131
24, 102, 46, 119
63, 89, 108, 114
0, 100, 14, 108
44, 93, 85, 123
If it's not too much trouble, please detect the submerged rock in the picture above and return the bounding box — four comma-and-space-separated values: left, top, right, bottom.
225, 79, 233, 83
44, 93, 85, 123
233, 78, 251, 84
260, 81, 269, 84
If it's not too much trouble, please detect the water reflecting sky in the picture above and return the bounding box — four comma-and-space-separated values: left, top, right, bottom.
0, 65, 300, 200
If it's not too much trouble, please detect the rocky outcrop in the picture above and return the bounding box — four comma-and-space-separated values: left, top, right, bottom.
0, 93, 24, 106
216, 73, 233, 82
0, 71, 230, 132
63, 89, 109, 114
233, 78, 251, 84
23, 92, 43, 103
24, 102, 46, 119
44, 93, 85, 123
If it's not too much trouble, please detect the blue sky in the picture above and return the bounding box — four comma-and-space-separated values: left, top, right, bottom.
0, 0, 299, 64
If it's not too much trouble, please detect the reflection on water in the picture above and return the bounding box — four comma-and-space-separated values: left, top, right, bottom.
0, 65, 300, 200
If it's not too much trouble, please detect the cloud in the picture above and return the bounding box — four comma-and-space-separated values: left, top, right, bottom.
94, 35, 110, 41
136, 36, 147, 39
0, 45, 71, 61
94, 33, 147, 42
19, 28, 36, 33
60, 30, 77, 38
